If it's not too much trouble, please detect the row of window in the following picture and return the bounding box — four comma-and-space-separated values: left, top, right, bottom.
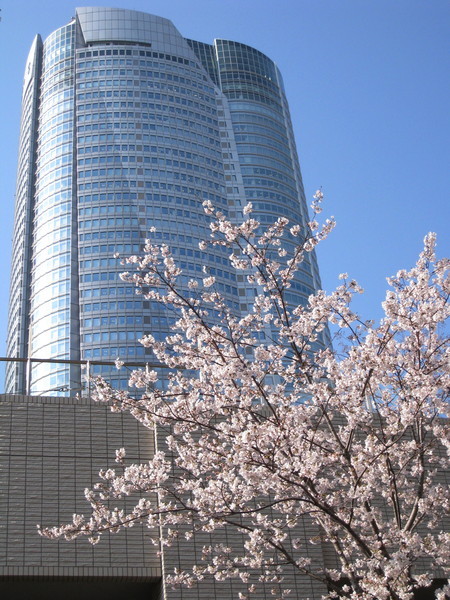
77, 174, 223, 192
77, 180, 142, 190
36, 132, 73, 160
78, 217, 139, 229
235, 133, 290, 155
80, 285, 135, 298
238, 154, 294, 178
39, 87, 74, 112
77, 56, 200, 77
32, 323, 70, 353
31, 308, 69, 329
83, 315, 143, 327
78, 186, 223, 204
246, 190, 302, 213
79, 262, 237, 288
146, 228, 207, 244
221, 70, 279, 96
36, 165, 72, 191
77, 119, 218, 139
42, 58, 74, 85
34, 230, 70, 258
80, 271, 120, 283
78, 190, 138, 202
82, 299, 143, 312
139, 219, 212, 239
84, 331, 141, 343
231, 111, 286, 134
79, 243, 140, 255
79, 283, 240, 308
79, 146, 222, 170
230, 101, 284, 124
36, 142, 72, 173
34, 240, 70, 264
44, 35, 74, 70
77, 111, 217, 133
34, 202, 72, 226
31, 293, 70, 317
79, 230, 139, 242
77, 165, 222, 181
233, 122, 286, 144
31, 280, 70, 309
78, 157, 222, 183
243, 176, 297, 197
236, 143, 291, 165
39, 107, 73, 137
78, 100, 218, 123
38, 117, 72, 146
77, 224, 218, 255
80, 127, 222, 152
77, 80, 212, 106
41, 76, 74, 102
77, 89, 215, 117
79, 242, 234, 276
78, 48, 197, 67
217, 48, 273, 67
241, 165, 296, 188
32, 261, 71, 287
225, 89, 280, 110
83, 346, 146, 358
37, 153, 72, 180
77, 69, 213, 95
77, 132, 221, 159
77, 92, 218, 116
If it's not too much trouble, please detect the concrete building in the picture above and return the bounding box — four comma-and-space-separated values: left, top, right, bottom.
0, 390, 332, 599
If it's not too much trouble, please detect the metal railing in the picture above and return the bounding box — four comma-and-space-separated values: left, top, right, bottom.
0, 356, 165, 397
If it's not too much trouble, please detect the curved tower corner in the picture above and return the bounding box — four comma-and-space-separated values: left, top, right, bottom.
6, 35, 42, 394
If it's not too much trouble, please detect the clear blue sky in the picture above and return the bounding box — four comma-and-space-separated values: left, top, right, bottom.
0, 0, 449, 362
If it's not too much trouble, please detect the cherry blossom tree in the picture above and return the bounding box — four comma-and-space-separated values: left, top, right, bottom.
39, 194, 449, 600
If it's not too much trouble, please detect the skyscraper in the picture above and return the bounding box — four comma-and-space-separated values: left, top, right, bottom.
6, 6, 326, 396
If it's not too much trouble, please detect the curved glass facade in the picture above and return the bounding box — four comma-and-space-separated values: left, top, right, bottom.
215, 40, 324, 310
7, 7, 327, 396
29, 21, 78, 394
5, 36, 42, 393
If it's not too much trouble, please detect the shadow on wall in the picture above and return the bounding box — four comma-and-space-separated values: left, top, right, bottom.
330, 578, 448, 599
0, 580, 162, 600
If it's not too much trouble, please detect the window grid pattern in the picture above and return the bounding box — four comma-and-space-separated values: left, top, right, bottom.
75, 43, 237, 386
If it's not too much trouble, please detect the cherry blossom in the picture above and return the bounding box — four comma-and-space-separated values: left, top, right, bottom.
39, 197, 449, 600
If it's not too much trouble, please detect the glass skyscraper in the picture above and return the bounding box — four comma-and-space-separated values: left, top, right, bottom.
6, 7, 326, 396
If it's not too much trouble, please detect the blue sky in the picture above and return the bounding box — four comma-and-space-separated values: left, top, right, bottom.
0, 0, 449, 366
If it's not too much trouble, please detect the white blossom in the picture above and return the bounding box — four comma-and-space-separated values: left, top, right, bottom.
114, 357, 124, 370
203, 276, 215, 288
38, 193, 449, 600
